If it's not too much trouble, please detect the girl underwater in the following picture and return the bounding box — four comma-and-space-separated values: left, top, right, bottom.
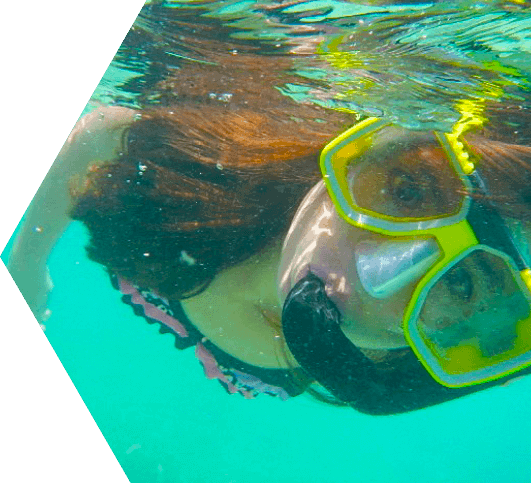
8, 26, 531, 416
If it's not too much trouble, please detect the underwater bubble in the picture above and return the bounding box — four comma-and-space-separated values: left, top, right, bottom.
179, 250, 196, 266
218, 93, 233, 102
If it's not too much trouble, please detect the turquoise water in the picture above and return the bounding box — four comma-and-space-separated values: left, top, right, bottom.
4, 1, 531, 482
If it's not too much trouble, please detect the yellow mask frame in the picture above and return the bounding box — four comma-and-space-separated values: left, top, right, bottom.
320, 117, 531, 387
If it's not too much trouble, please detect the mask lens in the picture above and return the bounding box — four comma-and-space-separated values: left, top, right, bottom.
322, 124, 471, 231
408, 249, 531, 386
348, 128, 466, 220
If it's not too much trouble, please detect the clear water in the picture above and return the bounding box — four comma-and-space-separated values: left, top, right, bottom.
4, 1, 531, 482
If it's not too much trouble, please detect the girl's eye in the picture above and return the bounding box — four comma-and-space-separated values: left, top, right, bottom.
444, 266, 473, 302
388, 168, 425, 208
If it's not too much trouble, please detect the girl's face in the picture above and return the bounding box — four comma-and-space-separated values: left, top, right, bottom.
278, 180, 412, 349
278, 136, 531, 352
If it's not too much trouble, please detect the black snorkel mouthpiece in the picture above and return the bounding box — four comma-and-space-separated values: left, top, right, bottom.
281, 272, 378, 405
280, 272, 513, 415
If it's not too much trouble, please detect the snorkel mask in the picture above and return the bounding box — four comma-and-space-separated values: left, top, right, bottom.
279, 117, 531, 409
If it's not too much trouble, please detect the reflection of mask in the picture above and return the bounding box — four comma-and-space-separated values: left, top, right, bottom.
355, 238, 440, 299
279, 118, 531, 389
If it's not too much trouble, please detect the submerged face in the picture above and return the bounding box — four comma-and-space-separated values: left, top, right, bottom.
278, 127, 531, 364
278, 180, 415, 349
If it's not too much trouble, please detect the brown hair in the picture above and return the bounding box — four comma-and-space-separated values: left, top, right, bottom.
467, 136, 531, 213
71, 56, 353, 300
71, 58, 531, 303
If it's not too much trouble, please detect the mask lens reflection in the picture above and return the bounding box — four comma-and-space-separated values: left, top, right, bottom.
355, 237, 440, 299
412, 250, 531, 384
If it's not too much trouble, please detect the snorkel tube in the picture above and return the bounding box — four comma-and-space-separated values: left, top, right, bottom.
282, 272, 531, 415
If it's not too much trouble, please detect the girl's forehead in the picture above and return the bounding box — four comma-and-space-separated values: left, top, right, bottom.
346, 125, 449, 171
376, 143, 449, 170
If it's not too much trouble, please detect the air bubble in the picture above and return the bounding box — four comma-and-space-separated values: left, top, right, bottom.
179, 250, 196, 266
218, 93, 233, 103
209, 92, 233, 103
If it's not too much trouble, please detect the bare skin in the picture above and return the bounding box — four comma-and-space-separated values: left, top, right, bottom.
7, 106, 136, 322
180, 239, 296, 368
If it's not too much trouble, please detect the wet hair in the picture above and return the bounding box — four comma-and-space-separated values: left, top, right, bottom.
466, 134, 531, 218
71, 67, 531, 302
71, 57, 353, 300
